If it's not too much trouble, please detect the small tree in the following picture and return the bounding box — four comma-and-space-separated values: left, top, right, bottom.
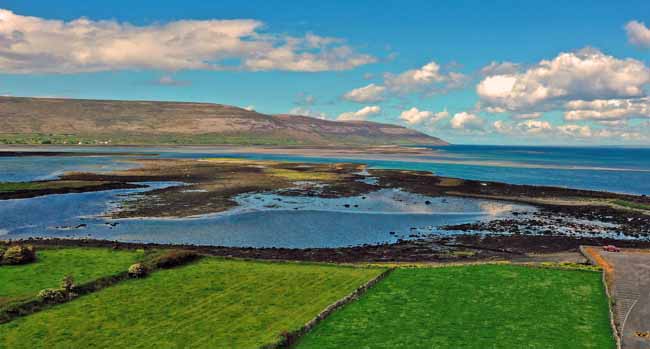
128, 263, 148, 278
38, 288, 67, 303
2, 245, 36, 265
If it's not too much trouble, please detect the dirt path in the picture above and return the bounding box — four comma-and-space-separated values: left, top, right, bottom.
595, 249, 650, 348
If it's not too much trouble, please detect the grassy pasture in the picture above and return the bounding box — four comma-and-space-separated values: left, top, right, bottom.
298, 264, 614, 349
0, 180, 108, 193
0, 258, 383, 348
0, 248, 143, 308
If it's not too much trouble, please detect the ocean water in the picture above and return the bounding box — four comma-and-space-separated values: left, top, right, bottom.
0, 187, 530, 248
2, 145, 648, 194
157, 145, 650, 195
0, 145, 648, 247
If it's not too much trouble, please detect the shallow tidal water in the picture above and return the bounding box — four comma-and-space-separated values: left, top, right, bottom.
0, 186, 531, 248
1, 145, 648, 247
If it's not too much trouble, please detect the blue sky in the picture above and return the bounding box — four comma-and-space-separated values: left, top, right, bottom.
1, 1, 650, 145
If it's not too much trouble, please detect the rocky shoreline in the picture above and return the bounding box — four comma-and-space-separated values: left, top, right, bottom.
5, 235, 650, 263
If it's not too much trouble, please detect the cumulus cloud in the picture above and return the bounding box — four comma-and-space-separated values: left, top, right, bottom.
476, 48, 650, 113
384, 61, 467, 94
491, 118, 648, 142
450, 112, 484, 131
557, 124, 594, 138
0, 9, 376, 73
625, 20, 650, 48
516, 120, 553, 134
493, 120, 513, 134
512, 112, 542, 120
343, 83, 386, 103
564, 97, 650, 121
289, 106, 327, 119
337, 105, 381, 121
480, 61, 521, 76
399, 107, 448, 125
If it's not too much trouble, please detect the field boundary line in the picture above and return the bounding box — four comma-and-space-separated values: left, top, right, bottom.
0, 250, 202, 325
579, 245, 621, 349
263, 267, 395, 349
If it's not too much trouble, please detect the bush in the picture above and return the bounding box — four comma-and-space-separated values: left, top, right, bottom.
38, 288, 68, 303
2, 245, 36, 265
60, 275, 75, 293
151, 250, 199, 269
0, 246, 5, 261
128, 263, 148, 278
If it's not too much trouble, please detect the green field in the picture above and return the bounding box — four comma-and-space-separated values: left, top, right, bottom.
612, 199, 650, 211
0, 248, 143, 308
0, 180, 107, 193
298, 265, 614, 349
0, 258, 383, 348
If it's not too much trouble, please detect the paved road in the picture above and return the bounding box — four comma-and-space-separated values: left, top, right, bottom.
600, 251, 650, 349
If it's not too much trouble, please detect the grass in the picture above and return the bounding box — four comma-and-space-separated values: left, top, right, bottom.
0, 258, 383, 348
0, 248, 143, 307
265, 168, 339, 181
201, 157, 278, 165
0, 133, 307, 146
612, 199, 650, 211
297, 265, 614, 349
0, 180, 108, 193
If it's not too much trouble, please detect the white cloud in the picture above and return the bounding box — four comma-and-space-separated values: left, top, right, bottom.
0, 9, 375, 73
289, 107, 327, 119
512, 112, 542, 120
343, 83, 386, 103
480, 61, 521, 76
492, 119, 552, 135
516, 120, 552, 134
450, 112, 484, 130
384, 61, 466, 94
399, 107, 448, 125
244, 105, 255, 111
564, 97, 650, 121
337, 105, 381, 121
557, 124, 593, 138
476, 48, 650, 113
493, 120, 513, 134
492, 116, 650, 143
625, 20, 650, 48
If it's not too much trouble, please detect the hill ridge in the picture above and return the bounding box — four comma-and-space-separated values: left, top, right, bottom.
0, 96, 447, 146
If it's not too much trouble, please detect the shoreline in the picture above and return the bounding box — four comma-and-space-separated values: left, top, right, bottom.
2, 146, 650, 174
4, 235, 650, 263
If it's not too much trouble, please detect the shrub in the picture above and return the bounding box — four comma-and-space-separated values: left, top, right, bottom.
151, 250, 199, 269
0, 246, 5, 261
128, 263, 148, 278
38, 288, 68, 303
2, 245, 36, 265
60, 275, 75, 293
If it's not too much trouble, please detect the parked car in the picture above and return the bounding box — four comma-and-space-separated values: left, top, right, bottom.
602, 245, 621, 252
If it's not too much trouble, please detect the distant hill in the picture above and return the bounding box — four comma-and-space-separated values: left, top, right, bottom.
0, 97, 447, 146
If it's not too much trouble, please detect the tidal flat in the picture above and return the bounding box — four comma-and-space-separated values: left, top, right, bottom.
1, 154, 649, 253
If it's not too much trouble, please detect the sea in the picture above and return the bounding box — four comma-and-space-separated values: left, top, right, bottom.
0, 145, 648, 247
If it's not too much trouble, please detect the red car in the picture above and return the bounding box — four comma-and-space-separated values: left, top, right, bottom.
602, 245, 621, 252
